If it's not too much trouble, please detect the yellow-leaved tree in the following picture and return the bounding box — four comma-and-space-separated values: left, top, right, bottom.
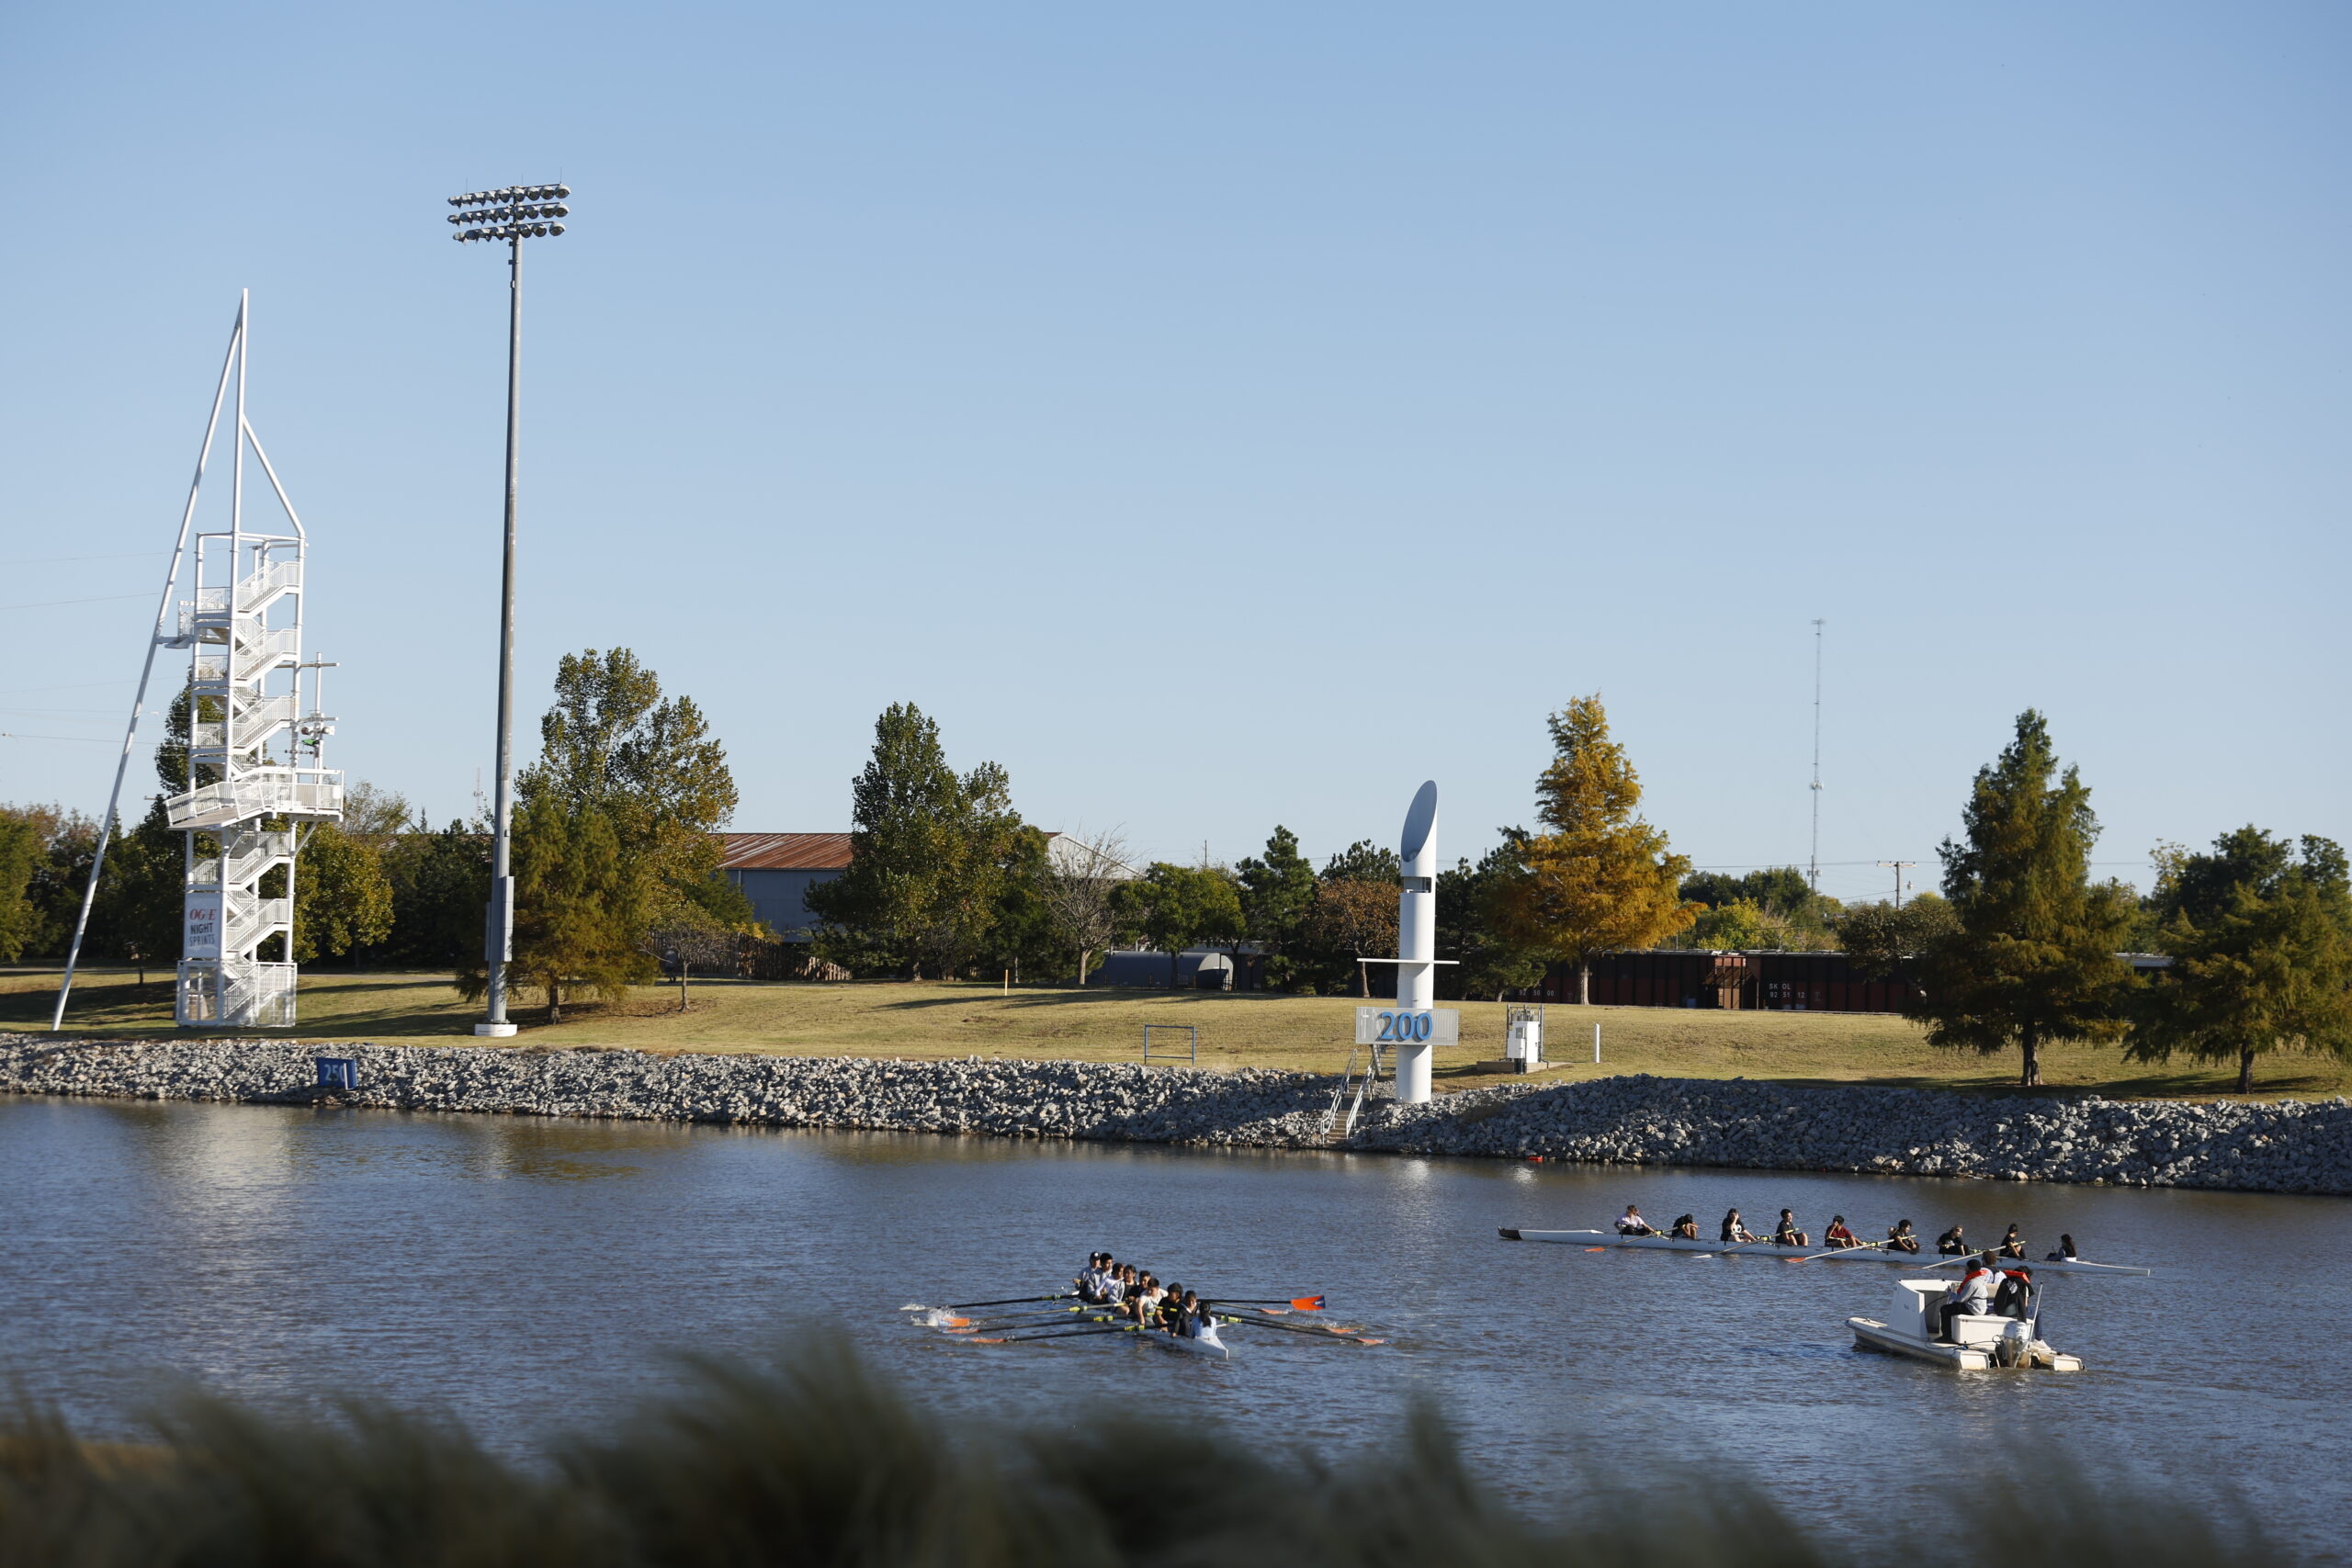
1490, 694, 1698, 1003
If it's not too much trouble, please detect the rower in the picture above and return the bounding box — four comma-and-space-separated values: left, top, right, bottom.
1772, 1210, 1811, 1247
1721, 1208, 1756, 1244
1998, 1224, 2026, 1259
1936, 1224, 1968, 1257
1936, 1252, 2000, 1342
1669, 1214, 1700, 1240
1178, 1290, 1205, 1337
2045, 1234, 2080, 1263
1822, 1215, 1859, 1249
1886, 1220, 1921, 1255
1616, 1204, 1655, 1236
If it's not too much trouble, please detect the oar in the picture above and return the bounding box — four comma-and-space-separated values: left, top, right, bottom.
1790, 1240, 1892, 1264
942, 1307, 1102, 1330
965, 1324, 1136, 1346
1206, 1295, 1326, 1311
1213, 1312, 1383, 1347
938, 1292, 1079, 1311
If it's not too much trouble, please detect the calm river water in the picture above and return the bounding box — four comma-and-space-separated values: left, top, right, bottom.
4, 1097, 2347, 1556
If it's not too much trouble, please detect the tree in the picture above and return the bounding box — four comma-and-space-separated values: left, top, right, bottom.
1322, 840, 1402, 886
88, 798, 183, 974
0, 809, 39, 962
1305, 879, 1399, 997
808, 703, 1027, 979
463, 796, 654, 1023
383, 819, 492, 966
526, 648, 741, 908
1237, 826, 1317, 981
1836, 892, 1958, 980
1680, 867, 1813, 915
1911, 710, 2133, 1087
1036, 827, 1135, 985
1116, 863, 1243, 987
291, 821, 394, 963
2127, 829, 2352, 1094
1488, 694, 1696, 1003
1436, 835, 1546, 1001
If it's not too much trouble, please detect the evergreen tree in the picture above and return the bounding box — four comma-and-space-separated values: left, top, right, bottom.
384, 820, 492, 966
462, 795, 654, 1022
526, 648, 741, 918
2128, 829, 2352, 1094
1489, 694, 1695, 1003
809, 703, 1026, 979
1236, 826, 1317, 983
1912, 711, 2133, 1087
1321, 840, 1402, 885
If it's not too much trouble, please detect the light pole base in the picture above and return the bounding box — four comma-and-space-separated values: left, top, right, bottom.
474, 1021, 519, 1038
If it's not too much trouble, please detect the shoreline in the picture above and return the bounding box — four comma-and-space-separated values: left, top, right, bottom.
6, 1035, 2347, 1195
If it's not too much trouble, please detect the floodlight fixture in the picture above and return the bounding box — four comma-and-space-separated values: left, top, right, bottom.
443, 179, 573, 1036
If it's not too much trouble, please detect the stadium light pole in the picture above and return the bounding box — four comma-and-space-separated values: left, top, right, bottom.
447, 183, 570, 1037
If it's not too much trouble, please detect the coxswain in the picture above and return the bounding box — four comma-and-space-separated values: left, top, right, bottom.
1075, 1253, 1113, 1303
1772, 1210, 1811, 1247
1721, 1208, 1756, 1245
1670, 1214, 1701, 1240
1822, 1215, 1860, 1249
1936, 1224, 1968, 1257
1616, 1204, 1655, 1236
1176, 1290, 1205, 1337
1886, 1220, 1920, 1255
1936, 1252, 2000, 1342
1998, 1224, 2026, 1259
2045, 1234, 2080, 1263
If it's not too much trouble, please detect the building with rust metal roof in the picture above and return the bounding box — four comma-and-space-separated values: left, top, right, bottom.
718, 833, 854, 939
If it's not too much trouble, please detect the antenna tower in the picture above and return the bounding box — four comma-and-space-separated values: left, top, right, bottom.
1808, 618, 1825, 892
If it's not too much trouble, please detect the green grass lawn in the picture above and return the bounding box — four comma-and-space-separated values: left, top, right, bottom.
6, 964, 2344, 1101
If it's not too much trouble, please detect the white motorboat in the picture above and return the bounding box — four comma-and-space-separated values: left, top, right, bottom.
1847, 1278, 2082, 1371
1497, 1228, 2151, 1276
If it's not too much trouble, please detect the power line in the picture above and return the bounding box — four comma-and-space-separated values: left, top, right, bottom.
0, 592, 149, 613
0, 549, 164, 569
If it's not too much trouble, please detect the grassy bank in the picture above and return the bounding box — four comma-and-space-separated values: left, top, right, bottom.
0, 1341, 2268, 1567
8, 964, 2343, 1100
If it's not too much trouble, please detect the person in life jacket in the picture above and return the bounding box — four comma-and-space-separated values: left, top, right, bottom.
1617, 1205, 1655, 1236
1998, 1224, 2027, 1259
1937, 1224, 1969, 1256
1937, 1253, 2001, 1342
1670, 1214, 1701, 1240
1992, 1264, 2036, 1321
2045, 1234, 2080, 1263
1721, 1209, 1756, 1244
1886, 1220, 1921, 1254
1822, 1216, 1860, 1249
1772, 1210, 1811, 1247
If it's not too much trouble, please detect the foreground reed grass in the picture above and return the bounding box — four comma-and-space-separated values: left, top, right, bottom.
0, 1343, 2268, 1566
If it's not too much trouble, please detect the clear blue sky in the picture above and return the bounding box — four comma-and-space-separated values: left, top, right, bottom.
3, 2, 2345, 905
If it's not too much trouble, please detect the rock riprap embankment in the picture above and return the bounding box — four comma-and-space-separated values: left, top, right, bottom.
5, 1037, 2346, 1195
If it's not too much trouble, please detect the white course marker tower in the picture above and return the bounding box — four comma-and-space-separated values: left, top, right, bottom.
1394, 780, 1440, 1102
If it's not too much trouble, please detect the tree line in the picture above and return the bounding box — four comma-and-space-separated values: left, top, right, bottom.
6, 672, 2346, 1094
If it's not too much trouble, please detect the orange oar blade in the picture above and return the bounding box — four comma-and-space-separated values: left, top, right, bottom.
1584, 1247, 1607, 1252
1292, 1295, 1326, 1311
940, 1316, 971, 1327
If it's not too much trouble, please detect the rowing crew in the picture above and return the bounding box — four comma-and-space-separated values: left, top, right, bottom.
1616, 1205, 2087, 1262
1074, 1252, 1217, 1341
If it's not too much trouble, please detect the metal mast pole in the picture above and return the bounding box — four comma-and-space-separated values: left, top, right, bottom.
481, 231, 524, 1034
447, 182, 567, 1037
1807, 618, 1824, 894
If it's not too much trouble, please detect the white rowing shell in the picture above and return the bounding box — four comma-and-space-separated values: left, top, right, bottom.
1498, 1228, 2152, 1275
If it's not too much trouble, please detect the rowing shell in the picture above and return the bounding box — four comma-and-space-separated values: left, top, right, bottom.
1497, 1228, 2153, 1276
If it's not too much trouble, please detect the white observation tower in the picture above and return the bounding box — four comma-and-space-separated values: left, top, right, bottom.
49, 294, 345, 1031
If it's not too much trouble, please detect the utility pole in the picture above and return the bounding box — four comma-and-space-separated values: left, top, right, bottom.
1808, 618, 1825, 892
447, 183, 570, 1037
1875, 860, 1917, 908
